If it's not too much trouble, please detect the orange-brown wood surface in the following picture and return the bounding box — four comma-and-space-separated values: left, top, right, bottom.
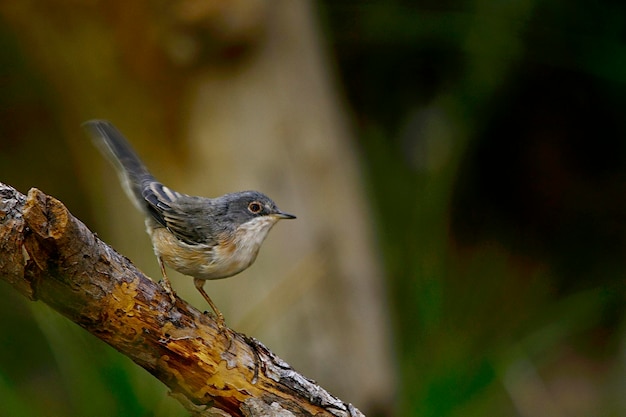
0, 182, 364, 417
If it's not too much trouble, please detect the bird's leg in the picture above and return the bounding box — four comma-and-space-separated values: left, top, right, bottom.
158, 256, 177, 304
194, 278, 226, 328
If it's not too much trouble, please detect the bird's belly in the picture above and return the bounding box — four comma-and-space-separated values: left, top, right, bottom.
149, 227, 258, 280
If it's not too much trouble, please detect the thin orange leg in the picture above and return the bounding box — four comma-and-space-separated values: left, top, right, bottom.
194, 278, 225, 328
158, 256, 177, 303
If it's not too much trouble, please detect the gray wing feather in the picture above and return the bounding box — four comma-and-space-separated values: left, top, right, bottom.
146, 183, 218, 246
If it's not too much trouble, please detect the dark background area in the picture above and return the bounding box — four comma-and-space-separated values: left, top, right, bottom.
320, 1, 626, 416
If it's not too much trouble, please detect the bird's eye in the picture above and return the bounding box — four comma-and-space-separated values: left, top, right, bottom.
248, 201, 262, 214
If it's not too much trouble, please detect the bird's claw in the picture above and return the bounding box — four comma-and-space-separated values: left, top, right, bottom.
159, 280, 177, 304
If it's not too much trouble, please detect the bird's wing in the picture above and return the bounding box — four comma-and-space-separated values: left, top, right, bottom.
143, 182, 218, 246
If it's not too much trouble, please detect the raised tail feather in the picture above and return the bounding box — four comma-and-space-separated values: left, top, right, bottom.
83, 119, 159, 213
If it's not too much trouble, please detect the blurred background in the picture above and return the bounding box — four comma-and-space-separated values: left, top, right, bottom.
0, 1, 625, 416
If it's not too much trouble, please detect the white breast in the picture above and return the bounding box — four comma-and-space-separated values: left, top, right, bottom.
195, 216, 280, 280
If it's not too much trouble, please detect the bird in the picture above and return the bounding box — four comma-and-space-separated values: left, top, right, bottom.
83, 120, 296, 326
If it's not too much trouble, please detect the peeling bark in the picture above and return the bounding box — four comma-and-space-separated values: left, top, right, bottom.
0, 182, 364, 417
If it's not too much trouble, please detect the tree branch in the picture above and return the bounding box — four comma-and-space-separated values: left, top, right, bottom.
0, 182, 364, 417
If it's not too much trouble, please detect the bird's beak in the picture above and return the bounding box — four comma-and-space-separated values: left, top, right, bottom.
274, 211, 296, 220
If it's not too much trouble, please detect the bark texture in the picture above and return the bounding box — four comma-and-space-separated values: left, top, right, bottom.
0, 182, 364, 417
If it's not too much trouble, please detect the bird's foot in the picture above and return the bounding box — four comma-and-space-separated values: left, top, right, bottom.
159, 279, 177, 304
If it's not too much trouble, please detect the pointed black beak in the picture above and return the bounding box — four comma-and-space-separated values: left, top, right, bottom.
275, 211, 296, 220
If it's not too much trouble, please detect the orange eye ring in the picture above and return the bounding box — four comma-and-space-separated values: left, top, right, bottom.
248, 201, 262, 214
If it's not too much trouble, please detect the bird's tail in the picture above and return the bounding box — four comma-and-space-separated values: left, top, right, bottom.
83, 119, 157, 213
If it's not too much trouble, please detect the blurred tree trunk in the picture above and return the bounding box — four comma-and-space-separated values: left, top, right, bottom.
0, 0, 394, 412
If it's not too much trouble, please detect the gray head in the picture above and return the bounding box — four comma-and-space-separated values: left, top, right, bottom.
219, 190, 296, 227
190, 190, 295, 279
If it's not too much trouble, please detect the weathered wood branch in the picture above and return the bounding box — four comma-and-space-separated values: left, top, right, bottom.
0, 182, 364, 417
